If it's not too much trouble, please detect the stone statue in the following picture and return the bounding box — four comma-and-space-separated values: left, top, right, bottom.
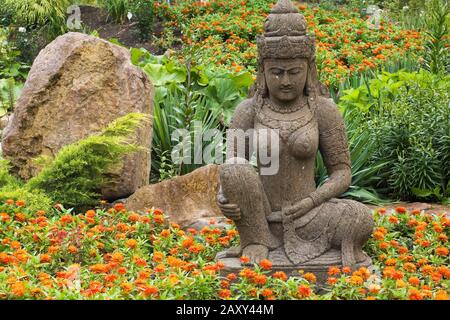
216, 0, 374, 278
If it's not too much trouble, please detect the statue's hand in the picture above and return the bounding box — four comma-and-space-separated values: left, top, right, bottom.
217, 188, 241, 221
283, 197, 315, 219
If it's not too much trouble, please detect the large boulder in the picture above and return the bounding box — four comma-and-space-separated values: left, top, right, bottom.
1, 32, 154, 200
126, 164, 225, 229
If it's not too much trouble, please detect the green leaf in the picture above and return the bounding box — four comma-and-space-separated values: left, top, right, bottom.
143, 64, 187, 86
130, 48, 145, 65
231, 72, 254, 88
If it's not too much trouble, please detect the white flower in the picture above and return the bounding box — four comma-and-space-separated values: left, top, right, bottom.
402, 6, 409, 10
18, 27, 26, 33
127, 12, 133, 20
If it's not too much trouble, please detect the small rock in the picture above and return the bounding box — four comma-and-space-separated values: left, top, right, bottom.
126, 164, 224, 229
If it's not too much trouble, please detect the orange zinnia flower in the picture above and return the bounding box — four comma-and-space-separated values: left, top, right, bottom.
253, 274, 267, 285
408, 276, 420, 286
90, 264, 109, 274
259, 259, 272, 270
327, 277, 337, 285
15, 212, 26, 222
120, 282, 132, 293
261, 288, 274, 298
435, 290, 449, 300
143, 285, 158, 297
11, 282, 26, 297
273, 271, 288, 281
408, 288, 423, 300
125, 239, 138, 249
388, 216, 399, 224
111, 252, 124, 264
349, 275, 364, 286
40, 254, 51, 263
328, 266, 340, 276
152, 251, 164, 262
227, 273, 237, 281
154, 264, 166, 273
298, 285, 312, 298
15, 200, 26, 207
403, 263, 416, 272
153, 215, 164, 224
395, 207, 408, 213
239, 268, 256, 279
240, 256, 250, 264
128, 213, 140, 223
114, 203, 126, 212
436, 247, 449, 256
160, 229, 171, 238
304, 273, 317, 283
68, 245, 78, 254
218, 289, 231, 299
373, 231, 384, 240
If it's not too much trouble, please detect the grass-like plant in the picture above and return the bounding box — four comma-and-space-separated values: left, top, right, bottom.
420, 0, 449, 74
2, 0, 70, 36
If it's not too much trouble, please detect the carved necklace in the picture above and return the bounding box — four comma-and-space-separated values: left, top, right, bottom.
266, 98, 307, 114
255, 97, 317, 143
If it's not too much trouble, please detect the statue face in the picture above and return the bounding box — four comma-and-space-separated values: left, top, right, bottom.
264, 58, 308, 104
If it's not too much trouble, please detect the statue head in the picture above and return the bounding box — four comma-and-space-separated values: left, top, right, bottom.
254, 0, 327, 105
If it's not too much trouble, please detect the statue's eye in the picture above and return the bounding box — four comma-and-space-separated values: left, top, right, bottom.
271, 69, 283, 75
288, 68, 302, 75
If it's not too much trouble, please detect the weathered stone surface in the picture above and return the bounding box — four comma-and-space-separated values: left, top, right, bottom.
126, 164, 224, 229
1, 32, 154, 200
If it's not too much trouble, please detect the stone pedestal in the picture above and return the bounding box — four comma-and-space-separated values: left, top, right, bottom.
218, 248, 372, 288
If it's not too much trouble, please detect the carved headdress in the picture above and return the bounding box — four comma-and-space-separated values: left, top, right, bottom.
253, 0, 328, 101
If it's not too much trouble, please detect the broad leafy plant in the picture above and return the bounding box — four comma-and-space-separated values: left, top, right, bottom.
133, 47, 253, 181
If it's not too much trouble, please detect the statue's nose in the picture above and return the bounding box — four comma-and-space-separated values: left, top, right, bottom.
281, 73, 290, 86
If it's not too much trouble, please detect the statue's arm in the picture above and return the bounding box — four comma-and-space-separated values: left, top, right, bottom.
225, 98, 257, 162
308, 98, 352, 206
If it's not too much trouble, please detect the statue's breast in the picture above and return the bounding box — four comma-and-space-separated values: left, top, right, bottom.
254, 110, 319, 161
286, 119, 319, 159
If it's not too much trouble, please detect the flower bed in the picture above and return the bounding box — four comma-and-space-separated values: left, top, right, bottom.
0, 200, 448, 300
154, 0, 423, 87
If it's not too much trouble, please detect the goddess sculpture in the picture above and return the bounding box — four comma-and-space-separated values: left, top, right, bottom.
216, 0, 374, 277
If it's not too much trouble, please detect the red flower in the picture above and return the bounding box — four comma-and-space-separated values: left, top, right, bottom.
114, 203, 126, 212
273, 271, 288, 281
395, 207, 407, 213
240, 256, 250, 264
259, 259, 272, 270
436, 247, 449, 256
328, 266, 340, 276
298, 285, 312, 298
218, 289, 231, 299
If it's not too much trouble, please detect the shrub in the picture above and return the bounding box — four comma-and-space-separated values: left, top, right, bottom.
340, 70, 449, 202
0, 113, 149, 211
26, 113, 149, 209
2, 0, 70, 37
97, 0, 130, 23
129, 0, 155, 42
420, 0, 449, 74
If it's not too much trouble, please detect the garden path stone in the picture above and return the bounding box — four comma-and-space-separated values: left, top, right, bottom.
1, 32, 154, 200
126, 164, 224, 229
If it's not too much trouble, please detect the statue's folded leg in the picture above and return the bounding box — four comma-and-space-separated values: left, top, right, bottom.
219, 157, 282, 253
